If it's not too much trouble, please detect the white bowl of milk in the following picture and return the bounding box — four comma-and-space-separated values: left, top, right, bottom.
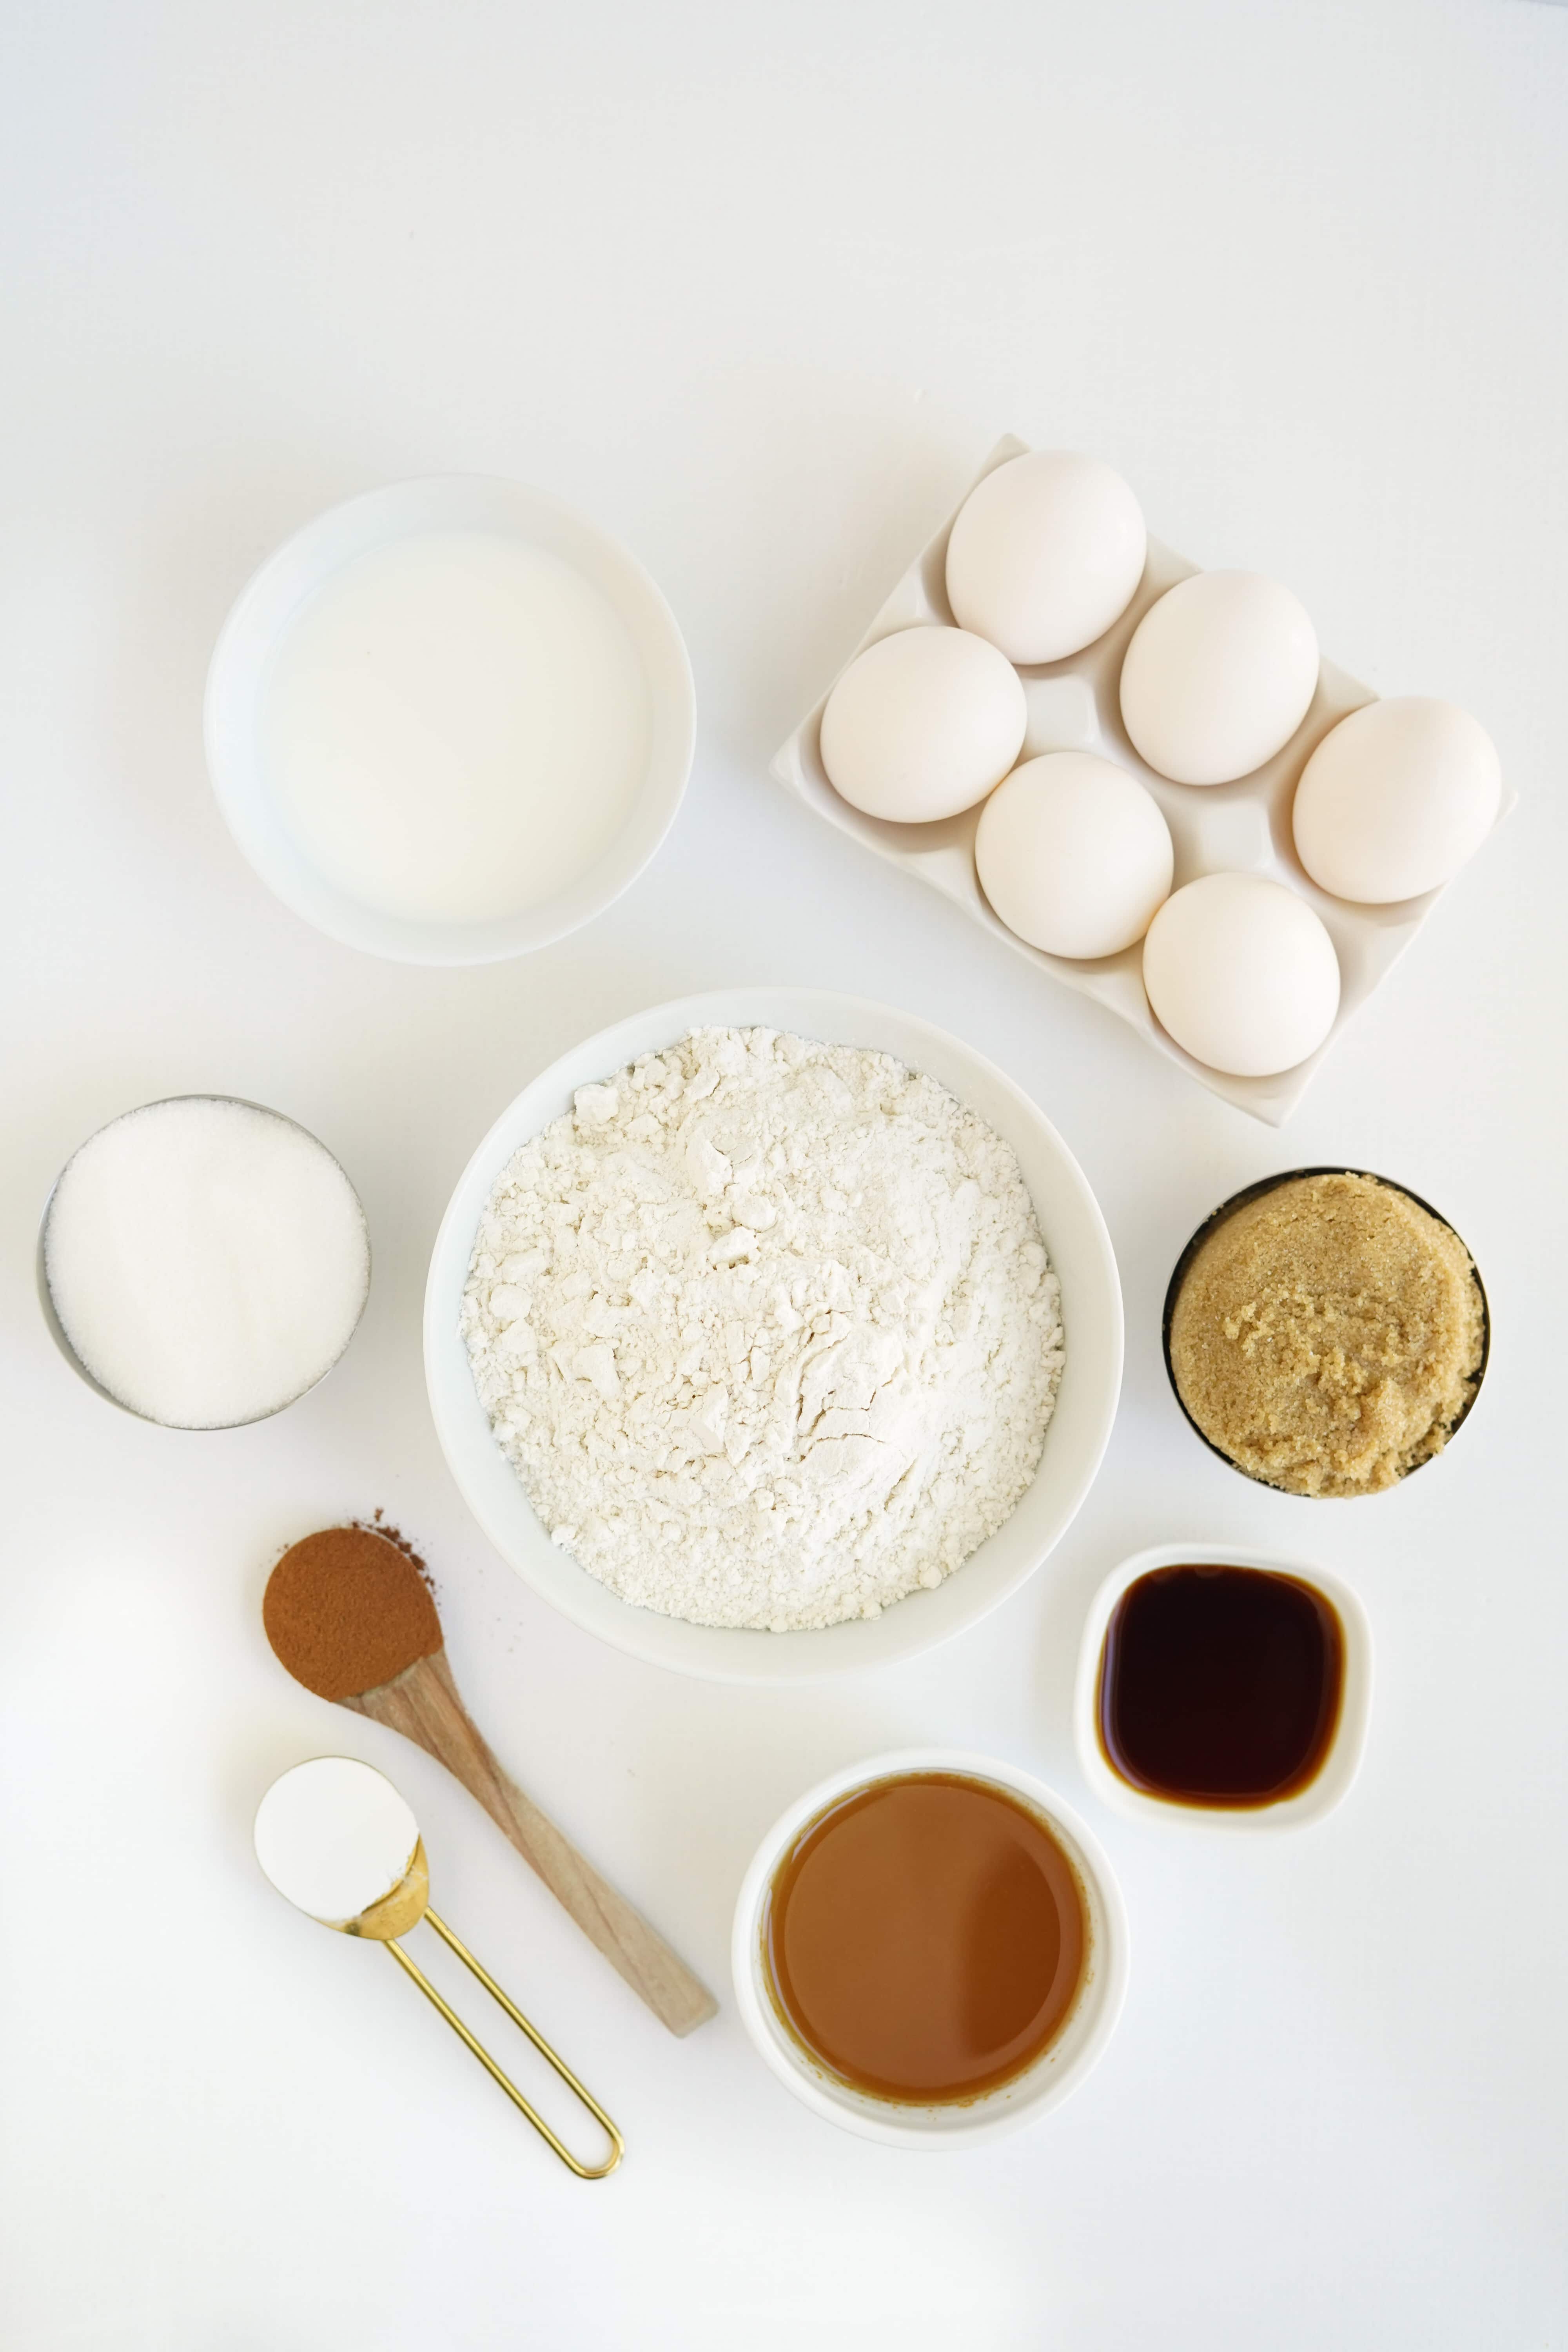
205, 476, 695, 963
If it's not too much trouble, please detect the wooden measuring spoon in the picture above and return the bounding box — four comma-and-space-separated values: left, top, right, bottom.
262, 1526, 717, 2037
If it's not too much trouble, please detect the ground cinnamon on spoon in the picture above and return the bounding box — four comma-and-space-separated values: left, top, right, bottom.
263, 1524, 443, 1700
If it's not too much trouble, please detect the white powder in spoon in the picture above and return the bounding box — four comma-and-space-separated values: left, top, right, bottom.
461, 1027, 1063, 1631
254, 1757, 420, 1927
43, 1097, 370, 1428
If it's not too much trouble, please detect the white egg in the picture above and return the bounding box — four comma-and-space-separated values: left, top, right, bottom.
975, 752, 1173, 959
1120, 571, 1320, 786
1292, 696, 1501, 904
945, 451, 1148, 666
818, 625, 1028, 824
1142, 872, 1340, 1076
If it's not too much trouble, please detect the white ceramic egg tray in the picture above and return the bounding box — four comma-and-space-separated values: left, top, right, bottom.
770, 436, 1513, 1125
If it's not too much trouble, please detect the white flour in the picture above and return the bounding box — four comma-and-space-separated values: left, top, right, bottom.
461, 1027, 1063, 1631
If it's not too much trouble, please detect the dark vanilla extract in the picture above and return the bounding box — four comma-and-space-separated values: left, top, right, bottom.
762, 1772, 1087, 2104
1099, 1563, 1343, 1808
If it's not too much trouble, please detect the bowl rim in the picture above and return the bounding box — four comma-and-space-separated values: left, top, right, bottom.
729, 1746, 1131, 2147
1161, 1164, 1490, 1494
422, 986, 1124, 1683
1071, 1541, 1374, 1833
203, 472, 696, 967
38, 1094, 370, 1429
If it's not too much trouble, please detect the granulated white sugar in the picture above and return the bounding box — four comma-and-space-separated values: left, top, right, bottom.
44, 1097, 370, 1428
461, 1027, 1063, 1631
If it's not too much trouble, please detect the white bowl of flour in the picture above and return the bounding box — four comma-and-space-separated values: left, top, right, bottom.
425, 990, 1122, 1682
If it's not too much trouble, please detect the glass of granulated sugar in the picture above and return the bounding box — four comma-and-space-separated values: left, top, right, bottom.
39, 1096, 370, 1430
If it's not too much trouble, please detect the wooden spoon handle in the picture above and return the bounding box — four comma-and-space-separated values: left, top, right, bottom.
344, 1650, 717, 2037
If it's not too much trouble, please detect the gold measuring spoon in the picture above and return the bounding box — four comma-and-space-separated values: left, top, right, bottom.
254, 1755, 622, 2179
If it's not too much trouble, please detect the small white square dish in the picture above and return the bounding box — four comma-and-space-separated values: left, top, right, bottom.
1072, 1542, 1373, 1833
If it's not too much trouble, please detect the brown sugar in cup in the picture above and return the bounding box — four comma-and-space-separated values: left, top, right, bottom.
1163, 1169, 1488, 1499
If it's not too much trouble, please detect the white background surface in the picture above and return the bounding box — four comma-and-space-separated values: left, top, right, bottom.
2, 3, 1565, 2344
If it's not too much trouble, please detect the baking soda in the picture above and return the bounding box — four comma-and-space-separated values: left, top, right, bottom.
253, 1758, 419, 1926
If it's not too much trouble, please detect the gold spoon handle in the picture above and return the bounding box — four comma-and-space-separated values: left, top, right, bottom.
387, 1906, 624, 2179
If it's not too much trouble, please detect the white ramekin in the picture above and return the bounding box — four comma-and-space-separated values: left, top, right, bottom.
205, 474, 695, 965
730, 1748, 1130, 2148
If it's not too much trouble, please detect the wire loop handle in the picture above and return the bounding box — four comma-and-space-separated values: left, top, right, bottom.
387, 1906, 623, 2178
